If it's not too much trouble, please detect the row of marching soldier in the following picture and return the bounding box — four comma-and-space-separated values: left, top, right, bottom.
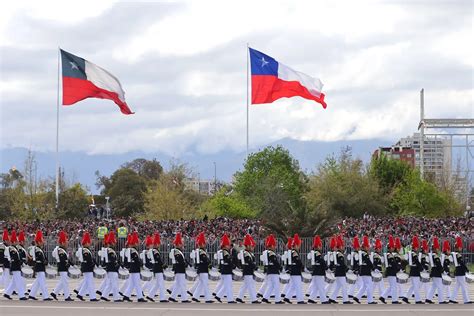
1, 229, 472, 304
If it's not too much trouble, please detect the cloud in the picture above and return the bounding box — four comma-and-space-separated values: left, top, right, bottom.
1, 0, 472, 157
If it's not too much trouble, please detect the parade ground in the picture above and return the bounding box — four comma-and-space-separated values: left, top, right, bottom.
1, 300, 473, 316
1, 277, 473, 315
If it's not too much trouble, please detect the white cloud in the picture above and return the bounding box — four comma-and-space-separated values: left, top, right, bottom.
0, 0, 472, 157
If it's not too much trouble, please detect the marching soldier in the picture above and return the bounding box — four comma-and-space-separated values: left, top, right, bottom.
354, 236, 376, 304
3, 230, 27, 300
119, 234, 132, 296
236, 234, 260, 304
401, 236, 426, 304
1, 229, 11, 292
380, 236, 400, 304
281, 237, 293, 300
147, 233, 168, 302
449, 237, 472, 304
96, 233, 110, 298
261, 234, 284, 304
307, 235, 329, 304
191, 232, 214, 303
285, 234, 305, 304
122, 232, 146, 302
441, 240, 452, 303
51, 231, 74, 301
77, 231, 98, 302
426, 237, 446, 304
141, 235, 154, 295
372, 239, 385, 298
100, 231, 122, 302
348, 236, 362, 299
28, 230, 53, 301
329, 235, 353, 304
215, 234, 236, 303
169, 232, 190, 303
16, 231, 28, 265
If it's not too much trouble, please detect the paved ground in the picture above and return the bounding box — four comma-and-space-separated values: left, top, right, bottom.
1, 276, 473, 315
1, 301, 473, 316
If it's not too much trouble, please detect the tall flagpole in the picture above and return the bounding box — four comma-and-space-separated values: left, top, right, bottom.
55, 47, 60, 208
246, 43, 249, 156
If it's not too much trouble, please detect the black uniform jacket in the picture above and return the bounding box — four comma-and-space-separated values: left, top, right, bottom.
311, 250, 327, 276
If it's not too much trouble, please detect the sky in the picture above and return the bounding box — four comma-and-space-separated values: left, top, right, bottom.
0, 0, 473, 158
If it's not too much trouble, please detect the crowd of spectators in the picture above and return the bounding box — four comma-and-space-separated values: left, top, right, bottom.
0, 217, 266, 245
331, 214, 473, 245
1, 214, 472, 247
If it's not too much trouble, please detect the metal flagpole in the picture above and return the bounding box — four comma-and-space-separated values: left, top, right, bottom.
246, 43, 249, 156
55, 47, 61, 207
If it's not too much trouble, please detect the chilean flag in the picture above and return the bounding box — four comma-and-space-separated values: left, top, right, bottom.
60, 49, 134, 115
249, 48, 327, 108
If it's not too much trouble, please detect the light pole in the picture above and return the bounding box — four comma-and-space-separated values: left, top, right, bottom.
213, 162, 217, 194
105, 196, 110, 220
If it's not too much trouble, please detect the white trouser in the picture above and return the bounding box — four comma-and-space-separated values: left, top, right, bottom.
193, 273, 212, 301
258, 276, 268, 295
382, 276, 398, 302
404, 277, 422, 302
325, 281, 334, 297
330, 276, 348, 302
427, 277, 444, 303
216, 274, 233, 302
53, 271, 71, 298
309, 275, 328, 302
29, 271, 49, 299
263, 274, 281, 302
78, 272, 97, 300
450, 275, 469, 303
1, 268, 11, 290
98, 274, 108, 293
190, 277, 200, 294
289, 275, 304, 302
101, 272, 120, 301
170, 273, 188, 301
4, 271, 26, 298
143, 279, 152, 293
120, 276, 131, 293
443, 283, 451, 301
214, 277, 223, 295
283, 280, 292, 297
373, 278, 385, 297
356, 275, 374, 303
307, 277, 316, 296
76, 278, 85, 293
149, 272, 167, 300
124, 273, 143, 299
348, 275, 363, 296
238, 275, 257, 302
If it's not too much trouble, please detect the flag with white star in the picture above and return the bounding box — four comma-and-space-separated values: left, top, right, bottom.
249, 47, 326, 108
60, 49, 134, 115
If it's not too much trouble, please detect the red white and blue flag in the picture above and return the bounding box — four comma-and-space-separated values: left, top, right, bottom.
60, 49, 134, 115
249, 48, 327, 108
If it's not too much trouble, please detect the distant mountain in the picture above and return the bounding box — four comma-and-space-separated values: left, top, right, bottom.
0, 138, 390, 193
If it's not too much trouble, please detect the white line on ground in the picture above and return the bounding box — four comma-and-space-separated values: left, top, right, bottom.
0, 305, 472, 312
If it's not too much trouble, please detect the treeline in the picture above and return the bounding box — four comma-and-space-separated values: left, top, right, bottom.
0, 146, 464, 236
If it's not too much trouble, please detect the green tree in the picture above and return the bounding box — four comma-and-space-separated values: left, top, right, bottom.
122, 158, 163, 181
103, 168, 147, 217
391, 171, 462, 217
141, 174, 193, 220
305, 148, 388, 235
234, 146, 307, 211
233, 145, 309, 236
57, 183, 89, 219
370, 154, 413, 193
201, 189, 256, 219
